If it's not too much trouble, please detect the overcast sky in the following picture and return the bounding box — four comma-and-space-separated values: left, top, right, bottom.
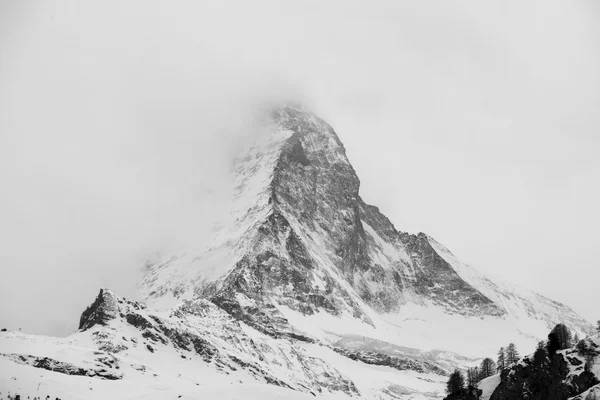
1, 0, 598, 336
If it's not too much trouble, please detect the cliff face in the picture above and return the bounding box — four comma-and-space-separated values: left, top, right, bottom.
140, 105, 590, 341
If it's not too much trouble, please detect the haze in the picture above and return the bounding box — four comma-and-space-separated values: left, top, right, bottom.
0, 0, 598, 336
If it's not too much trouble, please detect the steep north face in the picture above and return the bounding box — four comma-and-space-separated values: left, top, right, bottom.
141, 105, 590, 339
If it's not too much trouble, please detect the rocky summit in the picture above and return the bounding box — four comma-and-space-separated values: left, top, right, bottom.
142, 105, 590, 342
0, 106, 595, 400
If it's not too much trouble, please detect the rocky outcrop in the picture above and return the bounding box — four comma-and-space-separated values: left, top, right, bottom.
490, 337, 600, 400
0, 353, 122, 380
332, 346, 447, 376
79, 288, 120, 330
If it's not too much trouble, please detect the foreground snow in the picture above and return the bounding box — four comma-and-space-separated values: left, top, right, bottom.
478, 373, 501, 400
0, 290, 448, 400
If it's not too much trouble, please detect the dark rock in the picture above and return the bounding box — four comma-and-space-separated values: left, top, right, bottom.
79, 289, 119, 331
191, 337, 217, 362
125, 314, 153, 330
568, 356, 583, 366
332, 347, 447, 376
0, 353, 122, 380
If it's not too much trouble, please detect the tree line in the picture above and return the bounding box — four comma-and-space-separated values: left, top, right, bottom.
444, 321, 600, 400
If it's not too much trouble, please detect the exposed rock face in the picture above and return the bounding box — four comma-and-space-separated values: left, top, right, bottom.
0, 352, 123, 380
79, 288, 120, 330
332, 346, 447, 376
141, 105, 590, 336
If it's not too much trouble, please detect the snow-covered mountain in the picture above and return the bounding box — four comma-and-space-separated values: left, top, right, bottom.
0, 105, 593, 399
141, 105, 590, 354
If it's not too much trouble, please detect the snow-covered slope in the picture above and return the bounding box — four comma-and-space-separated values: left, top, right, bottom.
0, 289, 447, 399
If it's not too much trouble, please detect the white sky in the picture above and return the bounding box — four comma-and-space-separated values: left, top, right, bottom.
0, 0, 598, 336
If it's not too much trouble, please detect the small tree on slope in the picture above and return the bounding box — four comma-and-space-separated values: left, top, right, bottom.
497, 347, 506, 372
480, 358, 496, 379
506, 343, 520, 367
547, 331, 561, 356
446, 369, 466, 396
533, 341, 548, 366
466, 367, 481, 387
550, 323, 572, 350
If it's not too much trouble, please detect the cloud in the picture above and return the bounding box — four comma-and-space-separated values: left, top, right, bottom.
0, 0, 304, 335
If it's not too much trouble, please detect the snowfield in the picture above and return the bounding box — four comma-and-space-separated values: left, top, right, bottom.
0, 294, 448, 400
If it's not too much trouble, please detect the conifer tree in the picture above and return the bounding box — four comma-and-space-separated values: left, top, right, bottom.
576, 338, 589, 355
547, 331, 560, 356
533, 341, 548, 366
446, 369, 465, 396
472, 366, 480, 384
480, 358, 496, 379
550, 323, 572, 350
466, 367, 478, 387
506, 343, 520, 366
497, 347, 506, 372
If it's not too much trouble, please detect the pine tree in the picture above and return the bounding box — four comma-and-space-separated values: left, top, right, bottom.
573, 332, 580, 344
446, 369, 465, 395
547, 331, 560, 356
466, 367, 478, 387
533, 341, 548, 366
585, 353, 596, 372
596, 320, 600, 333
506, 343, 520, 366
550, 323, 572, 350
577, 338, 589, 355
480, 358, 496, 379
472, 366, 480, 384
497, 347, 506, 372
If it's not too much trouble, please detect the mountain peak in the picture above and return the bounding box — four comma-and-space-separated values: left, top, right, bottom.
141, 107, 591, 349
78, 288, 120, 331
4, 107, 595, 400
